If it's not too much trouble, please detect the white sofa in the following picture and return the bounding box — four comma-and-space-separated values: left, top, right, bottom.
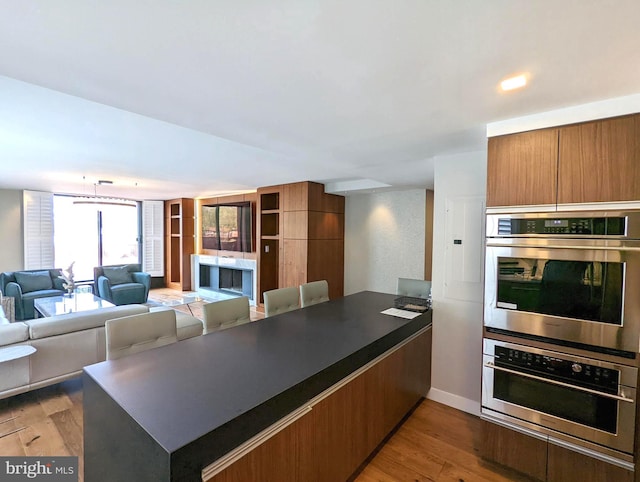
0, 304, 203, 400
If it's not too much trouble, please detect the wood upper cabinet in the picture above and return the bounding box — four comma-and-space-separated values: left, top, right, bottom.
487, 113, 640, 208
486, 128, 559, 207
557, 114, 640, 204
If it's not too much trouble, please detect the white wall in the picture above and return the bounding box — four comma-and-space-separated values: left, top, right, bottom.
343, 173, 487, 415
0, 189, 24, 271
344, 189, 426, 295
429, 150, 487, 415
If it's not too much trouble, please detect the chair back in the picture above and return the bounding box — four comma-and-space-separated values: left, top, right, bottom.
202, 296, 251, 334
106, 309, 178, 360
0, 269, 64, 294
264, 287, 299, 317
396, 278, 432, 299
300, 280, 329, 308
94, 264, 143, 287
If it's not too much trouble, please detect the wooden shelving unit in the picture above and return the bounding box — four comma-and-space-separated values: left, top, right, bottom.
165, 198, 194, 291
256, 182, 345, 304
257, 189, 282, 303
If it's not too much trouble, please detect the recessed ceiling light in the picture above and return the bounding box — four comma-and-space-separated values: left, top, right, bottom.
500, 74, 528, 91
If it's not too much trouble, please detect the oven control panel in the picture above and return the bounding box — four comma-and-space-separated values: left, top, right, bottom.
497, 217, 626, 236
495, 346, 619, 393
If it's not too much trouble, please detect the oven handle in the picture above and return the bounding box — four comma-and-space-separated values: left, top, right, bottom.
486, 242, 640, 251
484, 362, 634, 403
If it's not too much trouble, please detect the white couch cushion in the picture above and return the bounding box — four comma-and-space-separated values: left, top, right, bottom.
26, 304, 149, 339
30, 329, 102, 383
0, 322, 29, 347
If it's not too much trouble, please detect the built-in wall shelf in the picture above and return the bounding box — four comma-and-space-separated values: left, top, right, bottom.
260, 193, 280, 211
260, 212, 279, 237
165, 198, 194, 291
257, 188, 282, 302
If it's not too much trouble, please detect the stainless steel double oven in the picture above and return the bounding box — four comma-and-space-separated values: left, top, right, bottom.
482, 209, 640, 466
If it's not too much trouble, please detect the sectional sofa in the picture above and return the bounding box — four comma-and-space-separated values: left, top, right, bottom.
0, 303, 203, 400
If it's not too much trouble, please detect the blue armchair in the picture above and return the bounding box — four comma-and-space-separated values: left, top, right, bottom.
0, 269, 65, 320
94, 264, 151, 306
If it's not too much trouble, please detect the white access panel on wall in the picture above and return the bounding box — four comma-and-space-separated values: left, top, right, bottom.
443, 195, 485, 303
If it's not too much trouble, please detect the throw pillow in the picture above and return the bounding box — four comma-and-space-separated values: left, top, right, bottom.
103, 266, 133, 285
14, 270, 53, 293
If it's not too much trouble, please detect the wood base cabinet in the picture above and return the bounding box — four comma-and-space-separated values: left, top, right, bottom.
547, 442, 633, 482
203, 326, 431, 482
480, 420, 547, 481
480, 420, 634, 482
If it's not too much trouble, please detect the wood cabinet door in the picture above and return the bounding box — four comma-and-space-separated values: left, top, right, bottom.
557, 114, 640, 204
479, 420, 547, 481
487, 129, 559, 207
547, 442, 633, 482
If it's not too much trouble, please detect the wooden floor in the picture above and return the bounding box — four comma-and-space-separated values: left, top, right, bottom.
0, 379, 531, 482
0, 379, 84, 477
353, 400, 533, 482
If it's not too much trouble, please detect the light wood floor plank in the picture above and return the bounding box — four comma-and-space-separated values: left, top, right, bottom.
19, 418, 69, 457
37, 383, 74, 416
0, 431, 26, 456
51, 409, 84, 478
366, 447, 440, 481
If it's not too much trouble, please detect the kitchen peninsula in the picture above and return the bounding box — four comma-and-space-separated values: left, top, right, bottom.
83, 291, 432, 481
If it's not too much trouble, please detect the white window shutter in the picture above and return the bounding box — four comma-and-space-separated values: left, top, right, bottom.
23, 190, 55, 270
142, 201, 164, 277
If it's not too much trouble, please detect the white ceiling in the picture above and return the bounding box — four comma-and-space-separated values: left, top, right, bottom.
1, 0, 639, 200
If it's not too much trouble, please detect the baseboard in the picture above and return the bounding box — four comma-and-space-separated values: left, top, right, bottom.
427, 387, 480, 416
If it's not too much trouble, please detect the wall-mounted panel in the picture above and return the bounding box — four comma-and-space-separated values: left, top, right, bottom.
443, 196, 484, 303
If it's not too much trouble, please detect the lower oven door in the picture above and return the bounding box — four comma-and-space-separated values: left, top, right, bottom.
481, 339, 637, 455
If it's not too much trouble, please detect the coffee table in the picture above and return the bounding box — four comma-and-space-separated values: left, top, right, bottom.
34, 293, 115, 317
152, 294, 218, 316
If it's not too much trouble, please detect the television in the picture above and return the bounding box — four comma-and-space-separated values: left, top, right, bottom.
201, 202, 253, 252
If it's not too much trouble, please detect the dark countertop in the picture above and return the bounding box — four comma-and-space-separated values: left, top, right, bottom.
83, 291, 431, 477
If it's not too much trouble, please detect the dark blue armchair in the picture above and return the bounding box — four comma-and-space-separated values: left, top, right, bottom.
94, 264, 150, 306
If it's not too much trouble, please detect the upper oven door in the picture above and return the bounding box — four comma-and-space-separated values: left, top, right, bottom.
484, 238, 640, 354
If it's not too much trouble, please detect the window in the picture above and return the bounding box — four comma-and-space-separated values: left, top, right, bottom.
53, 196, 140, 281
